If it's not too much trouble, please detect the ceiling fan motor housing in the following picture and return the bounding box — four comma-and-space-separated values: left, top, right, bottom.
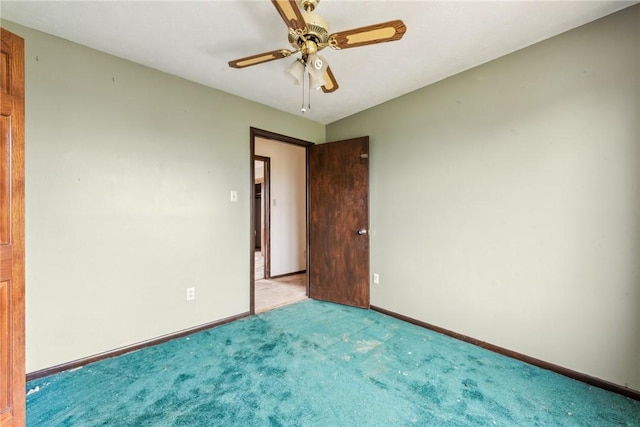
289, 12, 329, 52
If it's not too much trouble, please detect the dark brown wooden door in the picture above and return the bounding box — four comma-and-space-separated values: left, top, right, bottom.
0, 28, 26, 427
309, 137, 369, 308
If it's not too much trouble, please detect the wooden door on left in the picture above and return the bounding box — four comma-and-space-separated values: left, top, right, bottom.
0, 27, 25, 427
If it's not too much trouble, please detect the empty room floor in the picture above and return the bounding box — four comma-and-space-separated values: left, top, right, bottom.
25, 299, 640, 426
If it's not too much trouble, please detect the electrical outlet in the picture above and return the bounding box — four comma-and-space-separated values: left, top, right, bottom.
373, 273, 379, 285
186, 287, 195, 301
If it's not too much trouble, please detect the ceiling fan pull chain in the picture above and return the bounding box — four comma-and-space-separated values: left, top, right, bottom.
301, 69, 307, 113
308, 72, 312, 111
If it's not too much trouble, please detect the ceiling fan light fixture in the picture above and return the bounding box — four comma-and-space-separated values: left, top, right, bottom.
309, 73, 326, 90
285, 59, 305, 85
306, 53, 328, 89
307, 53, 327, 73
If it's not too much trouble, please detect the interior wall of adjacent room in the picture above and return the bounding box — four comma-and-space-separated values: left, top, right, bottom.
327, 5, 640, 390
0, 20, 325, 373
255, 161, 265, 252
255, 138, 306, 276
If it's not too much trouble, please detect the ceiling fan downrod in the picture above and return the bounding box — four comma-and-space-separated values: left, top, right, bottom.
300, 0, 319, 12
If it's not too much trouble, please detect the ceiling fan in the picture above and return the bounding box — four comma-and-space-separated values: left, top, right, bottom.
228, 0, 407, 96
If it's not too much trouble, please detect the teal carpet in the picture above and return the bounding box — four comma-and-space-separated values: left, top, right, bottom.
26, 300, 640, 426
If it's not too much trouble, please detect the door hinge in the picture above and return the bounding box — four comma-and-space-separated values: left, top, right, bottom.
360, 153, 369, 159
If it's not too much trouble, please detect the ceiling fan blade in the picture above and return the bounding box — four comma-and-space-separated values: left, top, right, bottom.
329, 20, 407, 50
271, 0, 307, 33
228, 49, 293, 69
321, 66, 338, 93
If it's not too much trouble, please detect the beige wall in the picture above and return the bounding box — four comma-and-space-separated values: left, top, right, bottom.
327, 6, 640, 390
0, 21, 324, 373
255, 138, 306, 276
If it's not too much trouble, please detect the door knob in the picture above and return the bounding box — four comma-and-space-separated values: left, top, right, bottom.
357, 229, 368, 235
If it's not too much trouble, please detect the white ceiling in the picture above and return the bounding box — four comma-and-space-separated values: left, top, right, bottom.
1, 1, 636, 124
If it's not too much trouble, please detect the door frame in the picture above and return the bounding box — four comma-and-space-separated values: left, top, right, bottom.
249, 127, 313, 314
254, 155, 271, 279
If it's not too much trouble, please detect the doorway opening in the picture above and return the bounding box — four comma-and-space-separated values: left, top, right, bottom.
254, 156, 270, 281
250, 128, 313, 314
